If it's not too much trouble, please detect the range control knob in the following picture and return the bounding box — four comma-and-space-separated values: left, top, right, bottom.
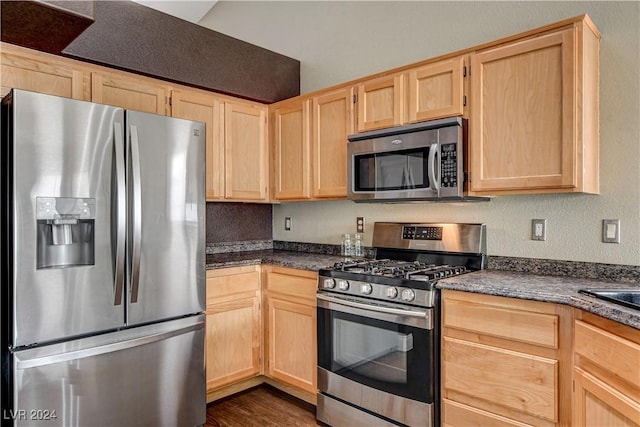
360, 283, 373, 295
337, 279, 350, 291
401, 289, 416, 302
385, 287, 398, 299
323, 278, 336, 289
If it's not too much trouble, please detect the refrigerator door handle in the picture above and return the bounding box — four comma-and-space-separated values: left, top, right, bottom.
14, 321, 204, 369
129, 125, 142, 303
113, 122, 126, 306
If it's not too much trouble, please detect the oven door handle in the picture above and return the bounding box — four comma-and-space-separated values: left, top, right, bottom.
317, 293, 432, 329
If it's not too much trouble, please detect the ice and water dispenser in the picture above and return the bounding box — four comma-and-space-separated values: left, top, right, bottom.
36, 197, 96, 269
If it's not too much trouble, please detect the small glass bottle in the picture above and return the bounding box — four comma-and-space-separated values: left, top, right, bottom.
341, 233, 353, 257
353, 233, 363, 258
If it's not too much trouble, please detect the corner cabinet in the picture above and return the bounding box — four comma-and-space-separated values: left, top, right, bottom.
441, 290, 573, 427
224, 102, 269, 201
469, 18, 600, 195
172, 87, 269, 202
572, 312, 640, 426
262, 266, 318, 404
270, 98, 312, 200
205, 266, 262, 401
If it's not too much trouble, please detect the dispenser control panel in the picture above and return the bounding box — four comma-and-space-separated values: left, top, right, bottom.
36, 197, 95, 220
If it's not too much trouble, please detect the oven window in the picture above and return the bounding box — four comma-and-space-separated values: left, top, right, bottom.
354, 148, 429, 192
318, 306, 434, 403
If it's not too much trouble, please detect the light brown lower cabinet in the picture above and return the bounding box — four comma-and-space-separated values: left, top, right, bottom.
205, 265, 317, 404
441, 289, 573, 427
205, 266, 262, 401
572, 312, 640, 426
263, 266, 317, 404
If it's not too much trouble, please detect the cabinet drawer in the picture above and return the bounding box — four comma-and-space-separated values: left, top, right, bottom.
575, 320, 640, 389
264, 267, 317, 301
443, 399, 534, 427
443, 337, 557, 422
443, 295, 558, 349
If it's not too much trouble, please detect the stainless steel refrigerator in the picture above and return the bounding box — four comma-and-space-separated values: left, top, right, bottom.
1, 89, 206, 426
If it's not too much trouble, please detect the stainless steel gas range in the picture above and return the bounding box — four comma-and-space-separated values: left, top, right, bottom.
316, 222, 486, 427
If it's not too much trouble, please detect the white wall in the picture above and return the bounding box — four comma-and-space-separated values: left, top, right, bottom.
200, 1, 640, 266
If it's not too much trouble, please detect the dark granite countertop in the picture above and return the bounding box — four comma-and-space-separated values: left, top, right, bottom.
206, 250, 344, 272
438, 270, 640, 330
206, 250, 640, 330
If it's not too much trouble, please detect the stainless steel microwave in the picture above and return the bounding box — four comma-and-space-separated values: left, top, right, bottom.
347, 117, 488, 202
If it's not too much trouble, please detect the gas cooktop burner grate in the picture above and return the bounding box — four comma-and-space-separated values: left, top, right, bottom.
329, 259, 467, 281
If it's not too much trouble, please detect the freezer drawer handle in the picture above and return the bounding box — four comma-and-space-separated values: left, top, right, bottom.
113, 122, 126, 306
129, 125, 142, 303
15, 322, 204, 370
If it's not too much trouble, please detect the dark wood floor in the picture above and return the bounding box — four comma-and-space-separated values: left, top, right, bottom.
205, 385, 324, 427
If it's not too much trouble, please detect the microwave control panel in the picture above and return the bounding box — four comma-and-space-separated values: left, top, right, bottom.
440, 143, 458, 188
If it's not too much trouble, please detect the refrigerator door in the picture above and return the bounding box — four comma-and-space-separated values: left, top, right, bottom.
7, 90, 126, 348
125, 111, 205, 325
11, 315, 206, 427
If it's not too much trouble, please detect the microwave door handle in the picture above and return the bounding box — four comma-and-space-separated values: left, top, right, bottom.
428, 143, 440, 194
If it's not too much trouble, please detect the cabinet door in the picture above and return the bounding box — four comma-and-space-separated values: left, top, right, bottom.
205, 296, 261, 390
172, 89, 225, 200
272, 99, 311, 200
311, 87, 354, 198
573, 367, 640, 427
356, 74, 403, 132
265, 296, 316, 394
1, 43, 89, 100
469, 30, 577, 193
91, 71, 168, 114
224, 102, 269, 201
407, 56, 464, 123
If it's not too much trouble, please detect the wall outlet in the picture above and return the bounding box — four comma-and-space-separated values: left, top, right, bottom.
602, 219, 620, 243
531, 219, 546, 241
284, 217, 292, 231
356, 217, 365, 233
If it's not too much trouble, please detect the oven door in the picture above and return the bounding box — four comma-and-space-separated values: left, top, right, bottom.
317, 293, 435, 404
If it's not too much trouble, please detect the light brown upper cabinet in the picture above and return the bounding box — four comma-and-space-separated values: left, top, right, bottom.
468, 18, 600, 195
224, 102, 269, 201
312, 86, 355, 199
171, 88, 224, 200
91, 71, 168, 115
355, 56, 465, 133
407, 56, 465, 123
271, 98, 312, 200
356, 73, 403, 132
0, 42, 89, 100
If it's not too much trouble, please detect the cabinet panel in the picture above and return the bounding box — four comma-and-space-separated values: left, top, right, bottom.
265, 297, 316, 394
408, 57, 464, 123
573, 367, 640, 427
91, 71, 167, 114
311, 87, 353, 198
356, 74, 403, 132
574, 320, 640, 389
443, 399, 534, 427
443, 297, 558, 349
205, 296, 261, 390
443, 337, 558, 422
470, 30, 581, 193
1, 43, 88, 100
272, 99, 311, 200
224, 102, 269, 201
171, 89, 225, 200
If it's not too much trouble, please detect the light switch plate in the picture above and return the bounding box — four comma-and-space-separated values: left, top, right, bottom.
531, 219, 546, 241
284, 217, 292, 231
602, 219, 620, 243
